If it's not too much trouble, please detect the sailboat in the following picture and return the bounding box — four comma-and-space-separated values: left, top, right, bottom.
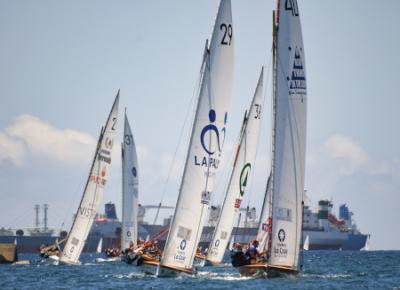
120, 112, 139, 250
303, 235, 309, 251
204, 68, 264, 266
236, 0, 307, 277
140, 0, 234, 276
51, 91, 120, 265
96, 237, 103, 254
119, 111, 141, 264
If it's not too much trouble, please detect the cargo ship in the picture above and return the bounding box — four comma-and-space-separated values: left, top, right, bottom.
302, 200, 369, 250
0, 200, 369, 253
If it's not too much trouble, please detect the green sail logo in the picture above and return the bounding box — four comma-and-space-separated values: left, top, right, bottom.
239, 163, 251, 196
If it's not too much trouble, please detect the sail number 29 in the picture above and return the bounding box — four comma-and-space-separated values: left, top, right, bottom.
220, 23, 232, 46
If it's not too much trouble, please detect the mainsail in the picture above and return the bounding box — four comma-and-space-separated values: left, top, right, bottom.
60, 92, 119, 264
268, 0, 307, 270
121, 112, 139, 250
205, 68, 264, 265
160, 0, 234, 272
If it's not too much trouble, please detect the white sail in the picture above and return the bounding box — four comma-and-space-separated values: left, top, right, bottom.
269, 0, 307, 270
121, 112, 139, 250
160, 0, 234, 272
303, 235, 309, 251
60, 92, 119, 264
255, 173, 272, 254
96, 237, 103, 254
205, 69, 264, 265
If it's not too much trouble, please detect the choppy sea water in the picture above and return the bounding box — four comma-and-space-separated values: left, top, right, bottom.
0, 251, 399, 289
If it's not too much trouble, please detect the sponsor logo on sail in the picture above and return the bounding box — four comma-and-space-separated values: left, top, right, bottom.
105, 137, 114, 149
78, 206, 97, 219
278, 229, 286, 242
201, 190, 211, 205
174, 239, 188, 262
131, 166, 137, 177
90, 175, 107, 186
287, 46, 306, 96
273, 229, 288, 257
180, 239, 187, 250
101, 166, 107, 177
194, 109, 227, 169
98, 152, 111, 164
234, 198, 242, 209
239, 163, 251, 196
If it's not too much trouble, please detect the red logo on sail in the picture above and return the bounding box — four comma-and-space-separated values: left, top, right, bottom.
234, 198, 242, 209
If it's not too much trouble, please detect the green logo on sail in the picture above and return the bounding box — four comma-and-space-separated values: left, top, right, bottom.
239, 163, 251, 196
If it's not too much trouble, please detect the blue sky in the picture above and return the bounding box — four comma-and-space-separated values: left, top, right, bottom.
0, 0, 398, 250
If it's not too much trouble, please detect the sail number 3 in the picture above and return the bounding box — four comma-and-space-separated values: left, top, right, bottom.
220, 23, 232, 46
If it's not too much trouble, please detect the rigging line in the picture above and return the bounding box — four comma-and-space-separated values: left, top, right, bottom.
154, 46, 207, 226
58, 138, 98, 231
58, 175, 87, 231
5, 205, 32, 229
245, 50, 273, 210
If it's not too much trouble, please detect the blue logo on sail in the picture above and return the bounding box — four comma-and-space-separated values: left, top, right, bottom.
180, 239, 187, 250
287, 47, 306, 93
200, 109, 223, 155
195, 109, 227, 169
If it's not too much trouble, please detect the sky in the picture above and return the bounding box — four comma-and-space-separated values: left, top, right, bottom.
0, 0, 399, 250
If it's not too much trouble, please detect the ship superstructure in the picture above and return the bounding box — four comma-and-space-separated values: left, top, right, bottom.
303, 200, 369, 250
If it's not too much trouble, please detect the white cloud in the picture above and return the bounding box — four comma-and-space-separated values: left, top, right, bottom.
0, 132, 26, 165
306, 133, 397, 202
0, 114, 96, 166
306, 135, 400, 250
324, 134, 367, 166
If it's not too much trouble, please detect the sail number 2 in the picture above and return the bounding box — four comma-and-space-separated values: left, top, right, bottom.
220, 23, 232, 46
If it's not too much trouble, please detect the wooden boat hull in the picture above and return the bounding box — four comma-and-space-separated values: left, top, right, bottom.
238, 263, 269, 277
140, 260, 159, 275
195, 253, 206, 260
0, 243, 17, 264
203, 259, 220, 267
238, 262, 299, 278
267, 265, 299, 277
158, 264, 196, 277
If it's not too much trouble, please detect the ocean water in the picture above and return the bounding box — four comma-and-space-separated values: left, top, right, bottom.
0, 251, 399, 289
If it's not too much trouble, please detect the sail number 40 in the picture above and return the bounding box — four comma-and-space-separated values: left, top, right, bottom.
285, 0, 299, 16
220, 23, 232, 46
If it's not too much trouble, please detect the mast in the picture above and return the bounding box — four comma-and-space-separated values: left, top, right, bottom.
255, 8, 279, 258
267, 7, 279, 259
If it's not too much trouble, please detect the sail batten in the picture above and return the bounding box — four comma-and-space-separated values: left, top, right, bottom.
160, 0, 234, 272
59, 92, 119, 265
